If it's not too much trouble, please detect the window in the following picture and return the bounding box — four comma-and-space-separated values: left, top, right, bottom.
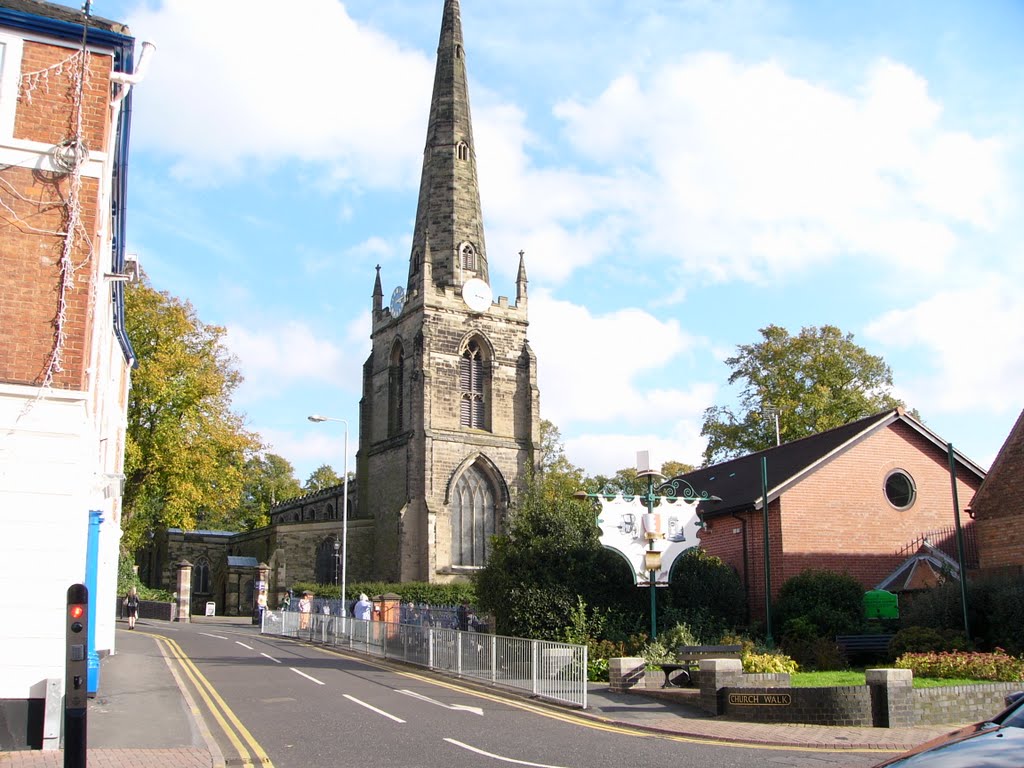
410, 248, 420, 276
193, 558, 211, 594
459, 339, 486, 429
460, 242, 476, 271
389, 342, 405, 436
457, 141, 469, 161
884, 470, 916, 509
451, 464, 495, 567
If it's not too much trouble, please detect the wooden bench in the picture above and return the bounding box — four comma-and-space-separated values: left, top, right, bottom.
659, 644, 743, 688
835, 634, 895, 661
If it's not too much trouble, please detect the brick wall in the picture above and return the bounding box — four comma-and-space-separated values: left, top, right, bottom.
1, 40, 111, 390
971, 410, 1024, 572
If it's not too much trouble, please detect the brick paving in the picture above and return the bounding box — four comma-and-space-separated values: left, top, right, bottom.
0, 747, 212, 767
582, 685, 957, 751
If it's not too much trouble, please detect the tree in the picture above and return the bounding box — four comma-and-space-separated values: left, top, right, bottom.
122, 280, 262, 550
234, 453, 303, 530
701, 325, 907, 464
304, 464, 341, 492
476, 422, 638, 640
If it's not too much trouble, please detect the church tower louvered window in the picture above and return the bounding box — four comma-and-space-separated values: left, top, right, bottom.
459, 339, 486, 429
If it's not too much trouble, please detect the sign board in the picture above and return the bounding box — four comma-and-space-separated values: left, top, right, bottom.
728, 692, 792, 706
595, 495, 703, 586
205, 601, 216, 616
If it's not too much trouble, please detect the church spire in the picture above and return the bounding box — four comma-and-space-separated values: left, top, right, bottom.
408, 0, 488, 298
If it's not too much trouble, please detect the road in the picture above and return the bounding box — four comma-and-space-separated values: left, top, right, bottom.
146, 621, 889, 768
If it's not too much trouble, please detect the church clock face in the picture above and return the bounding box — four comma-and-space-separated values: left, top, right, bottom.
390, 286, 406, 317
462, 278, 492, 313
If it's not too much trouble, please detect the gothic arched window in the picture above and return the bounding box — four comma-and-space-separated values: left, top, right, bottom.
457, 141, 469, 161
451, 464, 495, 567
389, 341, 405, 436
459, 339, 488, 430
193, 557, 211, 594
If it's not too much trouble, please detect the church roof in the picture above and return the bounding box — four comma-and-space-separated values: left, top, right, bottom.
227, 556, 259, 568
670, 408, 987, 519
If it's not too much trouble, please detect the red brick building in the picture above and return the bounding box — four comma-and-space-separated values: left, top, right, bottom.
0, 0, 151, 750
968, 408, 1024, 575
684, 408, 985, 623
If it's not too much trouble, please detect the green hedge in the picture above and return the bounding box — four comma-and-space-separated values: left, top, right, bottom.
288, 581, 476, 606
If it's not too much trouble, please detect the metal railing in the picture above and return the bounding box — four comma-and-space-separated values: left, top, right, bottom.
261, 610, 587, 708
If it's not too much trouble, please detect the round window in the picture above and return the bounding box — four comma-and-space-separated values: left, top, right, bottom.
884, 470, 916, 509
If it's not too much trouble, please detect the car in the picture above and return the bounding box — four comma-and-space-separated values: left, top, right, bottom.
873, 691, 1024, 767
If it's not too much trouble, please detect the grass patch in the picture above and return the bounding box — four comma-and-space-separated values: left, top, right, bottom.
791, 671, 993, 689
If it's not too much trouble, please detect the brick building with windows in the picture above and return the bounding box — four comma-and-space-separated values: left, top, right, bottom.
683, 408, 986, 624
0, 0, 151, 750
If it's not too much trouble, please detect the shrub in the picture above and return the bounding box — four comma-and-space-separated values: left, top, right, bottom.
666, 549, 747, 639
718, 632, 758, 658
899, 573, 1024, 655
889, 626, 968, 658
781, 634, 845, 671
640, 639, 673, 667
744, 652, 799, 674
774, 569, 865, 638
894, 650, 1024, 682
659, 622, 703, 650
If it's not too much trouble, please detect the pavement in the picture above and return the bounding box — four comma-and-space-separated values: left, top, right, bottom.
0, 617, 965, 766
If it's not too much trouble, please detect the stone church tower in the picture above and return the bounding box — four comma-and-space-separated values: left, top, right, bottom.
357, 0, 541, 583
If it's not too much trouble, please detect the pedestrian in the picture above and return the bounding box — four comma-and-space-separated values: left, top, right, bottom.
279, 589, 292, 611
354, 593, 372, 621
298, 590, 312, 630
457, 600, 470, 632
421, 603, 434, 628
256, 590, 267, 625
124, 587, 140, 630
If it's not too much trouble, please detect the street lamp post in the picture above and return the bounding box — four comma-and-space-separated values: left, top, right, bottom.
308, 414, 349, 616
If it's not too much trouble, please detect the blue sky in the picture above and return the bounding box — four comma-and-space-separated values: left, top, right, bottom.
100, 0, 1022, 482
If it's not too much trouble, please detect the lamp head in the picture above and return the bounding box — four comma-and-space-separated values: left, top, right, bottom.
308, 415, 327, 423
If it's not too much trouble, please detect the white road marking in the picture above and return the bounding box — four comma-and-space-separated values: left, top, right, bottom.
261, 653, 281, 664
397, 689, 484, 716
343, 694, 406, 723
199, 632, 228, 640
289, 667, 325, 685
444, 738, 568, 768
235, 641, 254, 650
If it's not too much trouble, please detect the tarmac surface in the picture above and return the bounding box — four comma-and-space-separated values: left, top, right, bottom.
0, 617, 965, 767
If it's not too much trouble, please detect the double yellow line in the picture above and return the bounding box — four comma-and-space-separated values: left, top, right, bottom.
150, 632, 274, 767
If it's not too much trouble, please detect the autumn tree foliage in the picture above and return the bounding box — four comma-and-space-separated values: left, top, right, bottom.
122, 280, 262, 549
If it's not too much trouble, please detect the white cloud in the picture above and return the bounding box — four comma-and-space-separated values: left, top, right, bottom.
552, 53, 1007, 283
126, 0, 433, 186
226, 321, 356, 400
530, 290, 711, 427
865, 272, 1024, 416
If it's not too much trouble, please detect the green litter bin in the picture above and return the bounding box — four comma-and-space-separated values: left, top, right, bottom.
863, 589, 898, 620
